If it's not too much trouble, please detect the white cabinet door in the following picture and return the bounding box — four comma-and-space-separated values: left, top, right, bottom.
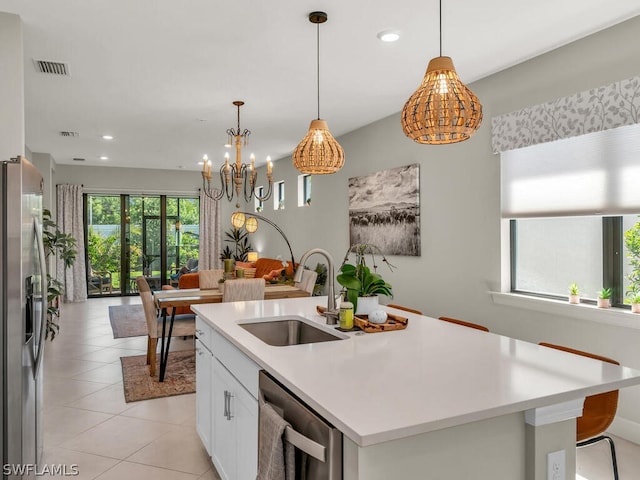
212, 358, 236, 480
195, 338, 212, 455
234, 382, 258, 480
211, 358, 258, 480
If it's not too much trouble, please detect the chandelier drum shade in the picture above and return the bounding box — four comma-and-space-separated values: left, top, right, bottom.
293, 11, 345, 175
401, 1, 482, 145
201, 101, 273, 207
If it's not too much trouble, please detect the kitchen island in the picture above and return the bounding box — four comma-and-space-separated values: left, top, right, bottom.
193, 296, 640, 480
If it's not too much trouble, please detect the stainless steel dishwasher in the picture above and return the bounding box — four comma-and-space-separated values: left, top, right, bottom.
258, 370, 342, 480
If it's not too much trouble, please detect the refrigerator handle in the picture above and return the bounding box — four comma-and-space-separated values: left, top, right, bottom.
33, 216, 48, 378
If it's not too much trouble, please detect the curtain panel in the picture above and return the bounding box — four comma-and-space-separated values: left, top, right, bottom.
199, 190, 221, 270
56, 184, 87, 302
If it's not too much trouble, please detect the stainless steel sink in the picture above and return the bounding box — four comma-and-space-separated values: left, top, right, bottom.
238, 315, 347, 346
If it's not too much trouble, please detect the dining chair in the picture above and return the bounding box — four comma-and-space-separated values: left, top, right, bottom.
539, 342, 620, 480
222, 278, 265, 302
294, 269, 317, 295
199, 269, 224, 289
438, 316, 489, 332
136, 276, 195, 377
387, 304, 423, 315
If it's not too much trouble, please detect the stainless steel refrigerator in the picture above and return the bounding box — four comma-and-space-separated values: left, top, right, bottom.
1, 156, 47, 478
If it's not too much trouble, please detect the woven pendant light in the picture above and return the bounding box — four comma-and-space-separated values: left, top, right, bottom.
401, 1, 482, 144
293, 11, 344, 174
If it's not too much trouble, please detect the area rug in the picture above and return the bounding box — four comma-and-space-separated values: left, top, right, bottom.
108, 304, 146, 338
120, 350, 195, 402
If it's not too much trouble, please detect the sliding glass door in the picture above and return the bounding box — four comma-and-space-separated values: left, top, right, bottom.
85, 194, 199, 296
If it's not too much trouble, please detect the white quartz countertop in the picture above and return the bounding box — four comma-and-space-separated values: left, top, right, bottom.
192, 296, 640, 447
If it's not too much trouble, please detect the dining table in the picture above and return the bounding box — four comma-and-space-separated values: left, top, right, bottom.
153, 284, 310, 381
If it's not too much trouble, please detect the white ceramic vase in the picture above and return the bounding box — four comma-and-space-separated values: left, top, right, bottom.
356, 295, 379, 316
632, 303, 640, 314
597, 298, 610, 308
568, 294, 580, 305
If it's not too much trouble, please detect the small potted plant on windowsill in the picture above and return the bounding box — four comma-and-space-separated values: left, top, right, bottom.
597, 287, 612, 308
628, 293, 640, 314
568, 282, 580, 304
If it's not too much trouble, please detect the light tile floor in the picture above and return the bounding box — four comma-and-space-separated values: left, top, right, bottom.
42, 296, 220, 480
43, 297, 640, 479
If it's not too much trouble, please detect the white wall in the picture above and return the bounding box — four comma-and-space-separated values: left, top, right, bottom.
54, 163, 201, 195
0, 13, 24, 160
51, 15, 640, 441
32, 152, 56, 212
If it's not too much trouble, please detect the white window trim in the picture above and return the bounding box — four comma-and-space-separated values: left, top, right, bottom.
490, 291, 640, 331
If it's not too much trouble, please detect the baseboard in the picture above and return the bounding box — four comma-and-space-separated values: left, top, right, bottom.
608, 416, 640, 445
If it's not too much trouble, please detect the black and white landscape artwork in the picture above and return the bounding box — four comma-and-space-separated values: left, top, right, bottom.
348, 164, 420, 256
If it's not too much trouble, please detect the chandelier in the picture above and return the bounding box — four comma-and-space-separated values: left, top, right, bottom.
201, 100, 273, 207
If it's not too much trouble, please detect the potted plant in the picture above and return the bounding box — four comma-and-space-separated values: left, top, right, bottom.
336, 244, 394, 315
568, 282, 580, 304
597, 288, 612, 308
220, 227, 253, 262
42, 209, 78, 340
629, 293, 640, 314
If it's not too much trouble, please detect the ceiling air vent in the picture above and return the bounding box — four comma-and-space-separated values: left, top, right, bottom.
33, 59, 70, 76
60, 131, 79, 137
72, 158, 86, 162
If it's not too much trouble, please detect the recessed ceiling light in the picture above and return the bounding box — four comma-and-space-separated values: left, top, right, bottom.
102, 134, 113, 140
377, 30, 400, 42
99, 156, 109, 160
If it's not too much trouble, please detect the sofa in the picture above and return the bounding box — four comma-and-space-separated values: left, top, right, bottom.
240, 257, 296, 280
175, 257, 295, 288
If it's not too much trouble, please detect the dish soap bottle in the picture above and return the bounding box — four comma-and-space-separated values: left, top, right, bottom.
339, 301, 354, 330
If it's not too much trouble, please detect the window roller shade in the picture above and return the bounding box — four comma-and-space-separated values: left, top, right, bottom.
501, 123, 640, 218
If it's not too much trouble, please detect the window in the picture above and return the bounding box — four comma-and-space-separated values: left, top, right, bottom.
274, 181, 285, 210
254, 186, 264, 212
297, 174, 311, 207
85, 193, 199, 296
504, 124, 640, 308
511, 215, 640, 306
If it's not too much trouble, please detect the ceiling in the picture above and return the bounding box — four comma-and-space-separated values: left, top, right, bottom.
1, 1, 639, 172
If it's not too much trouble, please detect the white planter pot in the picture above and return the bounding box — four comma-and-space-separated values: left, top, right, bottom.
568, 294, 580, 305
597, 298, 611, 308
632, 303, 640, 314
356, 296, 379, 316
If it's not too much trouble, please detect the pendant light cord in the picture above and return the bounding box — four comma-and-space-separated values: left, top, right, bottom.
439, 0, 442, 57
316, 21, 320, 120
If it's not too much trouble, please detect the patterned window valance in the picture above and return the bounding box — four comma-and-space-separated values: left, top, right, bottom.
491, 75, 640, 153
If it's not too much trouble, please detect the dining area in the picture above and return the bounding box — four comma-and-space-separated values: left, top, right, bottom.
136, 272, 312, 382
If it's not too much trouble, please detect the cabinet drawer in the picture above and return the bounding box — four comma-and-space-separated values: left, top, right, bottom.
212, 329, 260, 400
195, 316, 213, 351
